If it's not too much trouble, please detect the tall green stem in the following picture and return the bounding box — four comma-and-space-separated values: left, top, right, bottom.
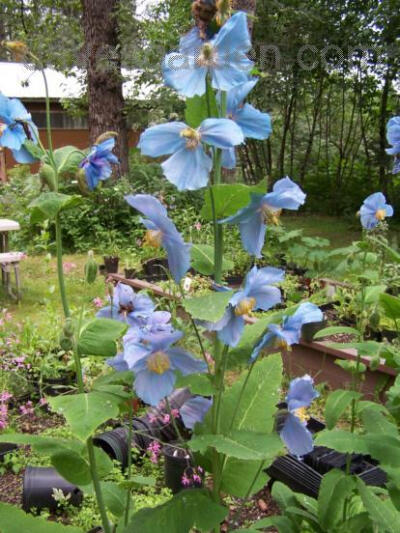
124, 400, 134, 527
55, 215, 70, 319
87, 437, 112, 533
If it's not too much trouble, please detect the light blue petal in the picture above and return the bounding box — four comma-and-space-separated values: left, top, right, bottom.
211, 62, 253, 93
393, 158, 400, 174
0, 124, 26, 150
12, 145, 37, 163
168, 348, 208, 375
134, 368, 176, 406
180, 397, 213, 430
286, 374, 319, 411
286, 303, 323, 330
8, 98, 31, 122
123, 342, 151, 369
387, 117, 400, 151
250, 331, 274, 362
107, 352, 130, 372
245, 266, 285, 294
163, 52, 207, 97
129, 293, 155, 317
263, 177, 306, 210
225, 78, 258, 112
239, 215, 266, 258
161, 146, 212, 190
138, 122, 187, 157
96, 306, 125, 322
213, 12, 251, 56
218, 308, 245, 347
200, 118, 244, 148
280, 413, 314, 457
220, 193, 264, 225
221, 147, 236, 169
125, 193, 168, 225
163, 235, 192, 283
235, 104, 272, 140
179, 27, 204, 53
114, 283, 136, 308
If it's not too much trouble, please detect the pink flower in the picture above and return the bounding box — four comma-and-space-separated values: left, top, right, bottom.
148, 413, 158, 424
39, 397, 48, 407
205, 352, 214, 365
162, 414, 170, 424
92, 297, 104, 308
19, 401, 34, 416
63, 262, 77, 274
171, 409, 180, 419
194, 222, 202, 231
193, 474, 201, 484
181, 474, 191, 487
0, 391, 12, 402
148, 440, 161, 463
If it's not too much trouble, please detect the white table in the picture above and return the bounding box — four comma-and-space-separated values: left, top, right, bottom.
0, 219, 20, 290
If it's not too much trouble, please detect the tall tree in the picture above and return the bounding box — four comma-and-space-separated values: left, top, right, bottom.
81, 0, 129, 174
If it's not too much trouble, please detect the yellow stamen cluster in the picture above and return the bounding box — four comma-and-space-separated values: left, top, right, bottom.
235, 297, 256, 316
295, 407, 309, 423
198, 43, 217, 68
275, 338, 290, 351
1, 40, 28, 61
144, 229, 162, 248
375, 209, 387, 221
147, 351, 171, 375
0, 124, 5, 136
262, 205, 282, 225
180, 127, 201, 150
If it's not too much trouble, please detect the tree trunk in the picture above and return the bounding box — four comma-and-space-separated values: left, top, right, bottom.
81, 0, 129, 175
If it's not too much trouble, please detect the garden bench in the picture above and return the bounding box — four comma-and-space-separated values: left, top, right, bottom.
0, 252, 23, 301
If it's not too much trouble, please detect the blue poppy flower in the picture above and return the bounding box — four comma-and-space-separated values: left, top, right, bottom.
220, 177, 306, 258
125, 194, 192, 283
219, 79, 272, 169
0, 93, 38, 163
250, 302, 323, 362
386, 117, 400, 156
115, 331, 207, 406
138, 118, 243, 191
79, 138, 119, 190
203, 266, 284, 347
96, 283, 155, 327
279, 375, 319, 457
180, 396, 213, 430
359, 192, 394, 230
163, 12, 253, 97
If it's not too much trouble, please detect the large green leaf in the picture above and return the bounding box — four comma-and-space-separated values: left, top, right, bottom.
191, 244, 233, 275
247, 516, 296, 532
313, 326, 361, 340
361, 408, 399, 436
23, 139, 43, 160
51, 449, 92, 486
175, 373, 215, 395
218, 354, 284, 497
81, 481, 127, 517
182, 290, 232, 322
52, 145, 85, 175
315, 430, 368, 454
317, 470, 355, 530
29, 192, 83, 224
185, 89, 218, 128
324, 389, 361, 429
357, 479, 400, 532
123, 489, 227, 533
0, 502, 83, 533
364, 285, 387, 304
189, 431, 282, 461
0, 433, 82, 456
78, 318, 127, 357
380, 292, 400, 321
201, 183, 266, 221
49, 391, 123, 441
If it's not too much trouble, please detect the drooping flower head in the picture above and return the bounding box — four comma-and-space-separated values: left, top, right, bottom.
220, 177, 306, 258
0, 93, 38, 163
251, 302, 323, 362
79, 137, 119, 190
96, 282, 155, 327
125, 194, 192, 283
386, 117, 400, 174
359, 192, 393, 230
279, 375, 319, 457
220, 79, 272, 169
163, 12, 253, 98
109, 330, 207, 406
180, 396, 213, 430
138, 118, 243, 191
203, 266, 284, 347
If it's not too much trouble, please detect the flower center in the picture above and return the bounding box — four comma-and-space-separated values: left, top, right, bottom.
0, 124, 6, 136
144, 229, 162, 248
275, 337, 290, 351
262, 205, 282, 225
146, 351, 171, 375
235, 297, 256, 316
295, 407, 309, 423
198, 43, 217, 67
180, 127, 201, 150
375, 209, 386, 221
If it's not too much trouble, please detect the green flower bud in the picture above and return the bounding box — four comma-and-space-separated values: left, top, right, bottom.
85, 250, 98, 284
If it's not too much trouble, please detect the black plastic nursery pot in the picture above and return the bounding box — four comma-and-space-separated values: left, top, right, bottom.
103, 256, 119, 274
163, 444, 197, 494
23, 466, 83, 511
87, 528, 103, 533
0, 442, 18, 460
301, 319, 328, 343
142, 257, 169, 281
42, 373, 75, 396
124, 268, 138, 279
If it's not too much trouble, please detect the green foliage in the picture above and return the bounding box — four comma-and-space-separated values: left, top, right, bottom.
191, 244, 234, 275
201, 183, 266, 221
182, 290, 232, 322
0, 502, 84, 533
78, 318, 127, 357
29, 192, 83, 224
123, 489, 228, 533
324, 389, 362, 429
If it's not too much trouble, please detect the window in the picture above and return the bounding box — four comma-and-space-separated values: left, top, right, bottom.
30, 111, 87, 129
